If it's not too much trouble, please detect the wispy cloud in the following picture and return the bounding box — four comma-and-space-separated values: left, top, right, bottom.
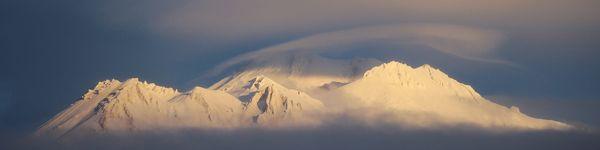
137, 0, 600, 39
206, 24, 514, 77
97, 0, 599, 75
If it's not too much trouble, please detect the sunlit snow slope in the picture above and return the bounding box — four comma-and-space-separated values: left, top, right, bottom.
37, 77, 323, 139
336, 61, 570, 130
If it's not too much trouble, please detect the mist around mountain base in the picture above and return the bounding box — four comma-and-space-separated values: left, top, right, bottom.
24, 55, 600, 150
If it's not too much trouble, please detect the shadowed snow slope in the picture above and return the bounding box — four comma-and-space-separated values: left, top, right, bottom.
216, 75, 325, 127
37, 60, 571, 140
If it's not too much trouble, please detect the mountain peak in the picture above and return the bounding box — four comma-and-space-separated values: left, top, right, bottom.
190, 86, 206, 93
362, 61, 413, 78
361, 61, 453, 84
347, 61, 486, 104
91, 79, 121, 91
338, 61, 571, 130
418, 64, 434, 69
239, 75, 324, 127
249, 75, 283, 90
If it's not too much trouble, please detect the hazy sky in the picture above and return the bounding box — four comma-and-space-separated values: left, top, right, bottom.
1, 0, 600, 148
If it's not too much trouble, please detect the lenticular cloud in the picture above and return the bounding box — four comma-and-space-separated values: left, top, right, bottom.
207, 24, 514, 78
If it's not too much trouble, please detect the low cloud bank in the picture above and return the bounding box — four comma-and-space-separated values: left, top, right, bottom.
8, 104, 599, 150
4, 99, 598, 150
4, 125, 599, 150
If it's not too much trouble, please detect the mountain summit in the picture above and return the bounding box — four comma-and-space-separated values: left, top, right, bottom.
37, 60, 571, 139
338, 61, 570, 130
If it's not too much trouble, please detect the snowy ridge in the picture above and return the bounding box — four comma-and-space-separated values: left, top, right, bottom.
36, 79, 123, 138
38, 76, 324, 139
165, 87, 245, 128
233, 76, 324, 127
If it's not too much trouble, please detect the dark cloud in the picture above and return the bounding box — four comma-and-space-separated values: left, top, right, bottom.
133, 0, 600, 40
3, 127, 600, 150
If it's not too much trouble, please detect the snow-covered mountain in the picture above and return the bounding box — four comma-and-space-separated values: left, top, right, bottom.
37, 79, 181, 138
336, 61, 570, 130
37, 58, 571, 139
37, 77, 324, 139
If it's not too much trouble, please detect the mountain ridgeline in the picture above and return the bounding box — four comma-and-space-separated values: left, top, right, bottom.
37, 59, 571, 139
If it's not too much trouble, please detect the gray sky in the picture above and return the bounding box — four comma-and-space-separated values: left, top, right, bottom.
1, 0, 600, 148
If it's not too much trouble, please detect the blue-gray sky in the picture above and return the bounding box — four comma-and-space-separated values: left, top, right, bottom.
1, 0, 600, 145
